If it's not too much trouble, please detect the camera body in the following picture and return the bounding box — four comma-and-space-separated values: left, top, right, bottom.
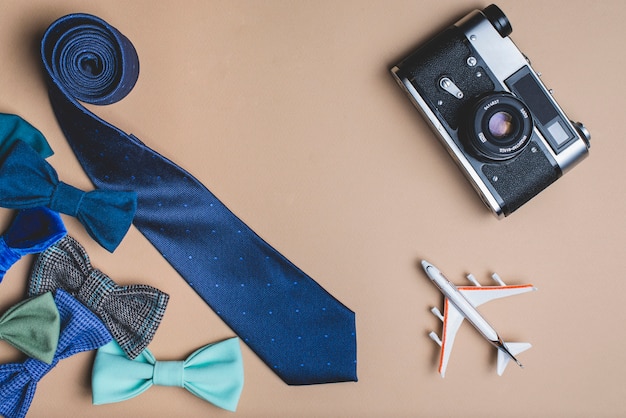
391, 4, 590, 217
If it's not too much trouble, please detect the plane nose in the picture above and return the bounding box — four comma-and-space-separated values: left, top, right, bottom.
421, 260, 432, 270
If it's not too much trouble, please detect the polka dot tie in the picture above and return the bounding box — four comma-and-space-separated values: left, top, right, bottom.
40, 13, 357, 385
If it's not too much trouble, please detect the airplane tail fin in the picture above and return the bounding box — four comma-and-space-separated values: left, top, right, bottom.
496, 342, 531, 376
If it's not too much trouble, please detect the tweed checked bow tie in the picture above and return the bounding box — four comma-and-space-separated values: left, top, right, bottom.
0, 289, 112, 418
92, 337, 244, 411
0, 139, 136, 252
29, 235, 169, 359
0, 292, 60, 364
0, 207, 66, 282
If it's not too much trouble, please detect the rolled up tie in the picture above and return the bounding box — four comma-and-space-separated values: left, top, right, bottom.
29, 235, 169, 359
0, 289, 112, 418
0, 207, 66, 282
92, 337, 244, 412
0, 292, 60, 364
0, 139, 136, 252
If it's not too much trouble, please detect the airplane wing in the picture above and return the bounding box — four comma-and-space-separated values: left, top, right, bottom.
430, 274, 536, 377
435, 298, 465, 377
458, 284, 536, 308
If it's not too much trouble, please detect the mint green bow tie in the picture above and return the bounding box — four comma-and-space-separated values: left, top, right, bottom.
92, 337, 244, 411
0, 292, 60, 364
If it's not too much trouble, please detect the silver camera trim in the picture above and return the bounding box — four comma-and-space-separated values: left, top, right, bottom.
392, 73, 504, 216
391, 8, 590, 218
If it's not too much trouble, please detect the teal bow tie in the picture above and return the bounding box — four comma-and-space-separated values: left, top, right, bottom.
92, 337, 244, 411
0, 292, 60, 364
0, 113, 53, 159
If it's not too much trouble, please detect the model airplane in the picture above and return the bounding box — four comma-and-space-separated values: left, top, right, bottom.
421, 260, 536, 377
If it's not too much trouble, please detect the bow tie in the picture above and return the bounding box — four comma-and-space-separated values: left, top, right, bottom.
29, 235, 169, 360
0, 112, 53, 160
0, 139, 136, 252
92, 337, 244, 411
0, 292, 60, 364
0, 207, 66, 282
0, 289, 112, 418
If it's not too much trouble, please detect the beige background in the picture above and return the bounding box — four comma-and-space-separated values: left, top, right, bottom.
0, 0, 623, 416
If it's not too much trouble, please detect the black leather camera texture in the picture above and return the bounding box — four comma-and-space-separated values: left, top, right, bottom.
398, 27, 494, 131
482, 141, 558, 215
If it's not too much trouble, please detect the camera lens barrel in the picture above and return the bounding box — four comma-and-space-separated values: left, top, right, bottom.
464, 93, 533, 161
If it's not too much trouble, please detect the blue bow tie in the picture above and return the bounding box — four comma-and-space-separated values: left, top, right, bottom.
0, 289, 112, 418
0, 207, 66, 282
0, 140, 137, 252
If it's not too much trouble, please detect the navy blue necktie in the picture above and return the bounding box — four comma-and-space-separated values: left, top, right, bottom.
40, 13, 357, 385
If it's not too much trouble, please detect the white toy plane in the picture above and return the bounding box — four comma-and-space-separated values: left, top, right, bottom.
421, 260, 536, 377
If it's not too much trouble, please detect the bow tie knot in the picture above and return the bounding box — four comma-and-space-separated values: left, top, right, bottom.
24, 360, 49, 383
153, 360, 185, 387
76, 269, 115, 312
50, 182, 84, 217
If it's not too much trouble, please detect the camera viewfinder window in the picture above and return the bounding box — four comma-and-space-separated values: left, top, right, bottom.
547, 120, 570, 146
507, 68, 575, 151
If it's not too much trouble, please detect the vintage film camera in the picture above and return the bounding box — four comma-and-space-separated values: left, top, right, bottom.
391, 4, 590, 217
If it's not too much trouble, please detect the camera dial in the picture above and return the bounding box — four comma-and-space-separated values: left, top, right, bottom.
572, 121, 591, 148
463, 93, 533, 161
483, 4, 512, 37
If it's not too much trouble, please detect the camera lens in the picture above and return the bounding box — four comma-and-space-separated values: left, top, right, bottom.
463, 93, 533, 161
488, 111, 515, 138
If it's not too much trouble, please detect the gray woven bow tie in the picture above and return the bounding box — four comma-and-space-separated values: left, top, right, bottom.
28, 235, 169, 359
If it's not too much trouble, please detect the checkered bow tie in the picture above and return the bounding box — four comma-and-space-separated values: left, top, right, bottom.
28, 235, 169, 359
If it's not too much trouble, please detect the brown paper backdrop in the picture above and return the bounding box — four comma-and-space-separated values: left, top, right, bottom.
0, 0, 623, 416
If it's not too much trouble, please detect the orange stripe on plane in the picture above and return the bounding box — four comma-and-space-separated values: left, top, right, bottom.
438, 298, 450, 374
457, 284, 534, 291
